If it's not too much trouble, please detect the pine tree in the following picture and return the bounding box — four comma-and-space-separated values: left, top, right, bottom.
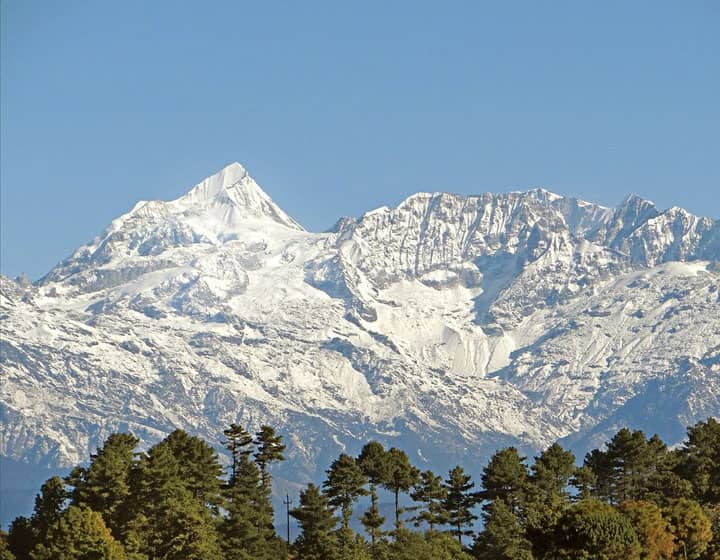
570, 465, 597, 502
254, 425, 286, 493
480, 447, 528, 515
530, 443, 576, 498
290, 483, 339, 560
605, 428, 652, 503
66, 433, 139, 539
357, 442, 389, 545
444, 466, 478, 546
221, 453, 281, 560
381, 448, 420, 532
30, 476, 67, 547
323, 453, 368, 531
524, 443, 575, 556
222, 423, 254, 480
29, 506, 126, 560
159, 429, 223, 512
410, 470, 448, 531
128, 440, 222, 559
472, 500, 533, 560
676, 418, 720, 505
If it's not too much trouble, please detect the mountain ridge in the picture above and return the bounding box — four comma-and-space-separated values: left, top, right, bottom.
1, 163, 718, 525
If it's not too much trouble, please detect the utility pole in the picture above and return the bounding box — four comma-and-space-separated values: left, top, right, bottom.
283, 493, 293, 544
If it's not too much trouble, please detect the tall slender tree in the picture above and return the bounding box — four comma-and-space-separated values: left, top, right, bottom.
254, 425, 286, 493
357, 441, 390, 545
444, 466, 478, 546
323, 453, 368, 530
410, 470, 448, 531
223, 423, 254, 481
382, 448, 420, 532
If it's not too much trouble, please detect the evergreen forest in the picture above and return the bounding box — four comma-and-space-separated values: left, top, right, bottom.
2, 418, 719, 560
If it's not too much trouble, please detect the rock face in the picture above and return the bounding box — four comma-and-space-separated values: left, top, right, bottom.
2, 163, 719, 515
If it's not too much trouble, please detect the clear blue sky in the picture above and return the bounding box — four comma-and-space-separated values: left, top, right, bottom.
2, 1, 718, 279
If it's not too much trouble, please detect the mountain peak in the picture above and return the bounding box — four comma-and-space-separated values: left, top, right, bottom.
175, 162, 304, 231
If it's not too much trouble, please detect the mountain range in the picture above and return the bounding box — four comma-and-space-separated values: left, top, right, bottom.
2, 162, 719, 524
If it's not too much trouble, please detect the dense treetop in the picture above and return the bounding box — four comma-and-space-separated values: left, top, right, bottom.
3, 419, 719, 559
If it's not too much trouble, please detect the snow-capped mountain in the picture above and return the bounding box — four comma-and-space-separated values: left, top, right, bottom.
2, 163, 719, 519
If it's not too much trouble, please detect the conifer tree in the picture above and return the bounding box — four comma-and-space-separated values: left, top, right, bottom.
159, 429, 223, 512
0, 531, 15, 560
676, 418, 720, 505
382, 447, 420, 531
221, 453, 281, 560
128, 440, 222, 559
291, 483, 339, 560
66, 433, 139, 539
480, 447, 528, 515
472, 500, 533, 560
570, 465, 597, 502
530, 443, 576, 498
29, 506, 126, 560
223, 423, 254, 480
444, 465, 478, 546
605, 428, 652, 503
410, 470, 448, 531
323, 453, 368, 530
357, 441, 390, 545
29, 476, 67, 547
254, 425, 286, 493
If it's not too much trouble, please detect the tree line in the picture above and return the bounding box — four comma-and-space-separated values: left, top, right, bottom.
1, 418, 719, 559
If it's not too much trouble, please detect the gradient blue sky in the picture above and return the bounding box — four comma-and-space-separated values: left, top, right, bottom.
2, 1, 719, 279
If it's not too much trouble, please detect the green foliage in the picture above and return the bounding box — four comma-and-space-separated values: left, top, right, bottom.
30, 506, 126, 560
358, 442, 390, 544
221, 453, 279, 559
480, 447, 528, 514
531, 443, 575, 498
31, 476, 67, 542
676, 418, 720, 505
128, 436, 223, 559
410, 470, 449, 530
8, 420, 719, 560
291, 483, 340, 560
254, 425, 286, 493
444, 465, 478, 546
66, 433, 139, 539
549, 499, 641, 560
472, 500, 533, 560
377, 529, 471, 560
664, 498, 713, 560
222, 423, 254, 480
157, 429, 223, 511
324, 453, 368, 530
382, 448, 420, 532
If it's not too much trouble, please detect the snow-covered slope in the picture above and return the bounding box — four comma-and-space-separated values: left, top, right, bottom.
2, 163, 719, 513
